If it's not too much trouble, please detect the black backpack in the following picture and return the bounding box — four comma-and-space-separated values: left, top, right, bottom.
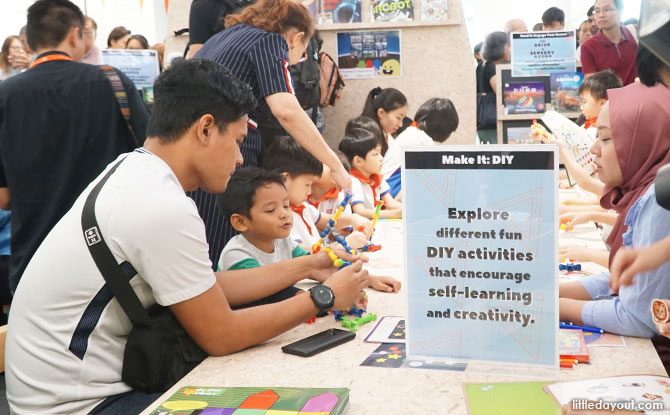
290, 34, 322, 123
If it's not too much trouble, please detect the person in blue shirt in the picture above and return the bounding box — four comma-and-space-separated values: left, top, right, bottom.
559, 82, 670, 338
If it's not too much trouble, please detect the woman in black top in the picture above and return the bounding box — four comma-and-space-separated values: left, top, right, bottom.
187, 0, 255, 58
477, 31, 510, 144
191, 0, 351, 266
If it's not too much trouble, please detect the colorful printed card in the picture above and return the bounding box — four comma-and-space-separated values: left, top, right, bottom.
364, 316, 406, 343
318, 0, 361, 23
421, 0, 447, 21
149, 386, 349, 415
542, 111, 596, 177
559, 329, 589, 362
503, 82, 546, 114
360, 343, 406, 368
465, 382, 560, 415
547, 376, 670, 414
550, 72, 583, 112
370, 0, 413, 22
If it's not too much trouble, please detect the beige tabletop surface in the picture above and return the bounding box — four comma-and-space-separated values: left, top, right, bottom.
142, 196, 667, 415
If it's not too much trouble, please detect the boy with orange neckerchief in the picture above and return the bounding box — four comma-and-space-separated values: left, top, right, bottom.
339, 128, 402, 219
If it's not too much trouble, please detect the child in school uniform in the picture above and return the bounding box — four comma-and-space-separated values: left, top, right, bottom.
309, 154, 352, 215
262, 136, 369, 249
361, 87, 408, 157
339, 128, 402, 219
264, 136, 401, 293
217, 167, 307, 306
381, 98, 460, 198
534, 70, 623, 198
559, 82, 670, 338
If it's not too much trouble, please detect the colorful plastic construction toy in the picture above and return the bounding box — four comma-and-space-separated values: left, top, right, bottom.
559, 262, 582, 272
354, 314, 377, 326
333, 306, 366, 321
532, 120, 555, 142
312, 193, 357, 268
359, 201, 383, 252
341, 316, 357, 331
304, 316, 316, 324
341, 313, 378, 331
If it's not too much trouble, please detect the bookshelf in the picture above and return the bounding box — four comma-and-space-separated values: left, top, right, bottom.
494, 63, 582, 144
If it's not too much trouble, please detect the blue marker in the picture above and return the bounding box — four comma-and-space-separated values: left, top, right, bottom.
559, 322, 603, 334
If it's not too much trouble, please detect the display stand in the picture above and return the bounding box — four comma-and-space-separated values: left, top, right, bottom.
495, 63, 582, 144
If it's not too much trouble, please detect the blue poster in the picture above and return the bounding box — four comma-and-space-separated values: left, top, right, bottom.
101, 49, 160, 90
511, 31, 576, 77
402, 146, 558, 367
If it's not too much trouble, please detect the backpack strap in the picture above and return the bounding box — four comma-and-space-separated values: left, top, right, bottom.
100, 65, 140, 149
81, 157, 152, 329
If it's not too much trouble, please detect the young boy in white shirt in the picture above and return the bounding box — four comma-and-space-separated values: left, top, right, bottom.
217, 167, 308, 306
339, 128, 402, 219
382, 98, 459, 198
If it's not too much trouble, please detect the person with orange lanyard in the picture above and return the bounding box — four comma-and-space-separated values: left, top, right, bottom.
0, 0, 148, 295
188, 0, 351, 268
380, 98, 460, 199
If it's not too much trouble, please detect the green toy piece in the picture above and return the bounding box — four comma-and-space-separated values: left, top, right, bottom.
354, 313, 377, 327
341, 317, 357, 331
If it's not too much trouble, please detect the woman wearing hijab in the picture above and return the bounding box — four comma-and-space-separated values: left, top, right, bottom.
559, 82, 670, 338
189, 0, 351, 267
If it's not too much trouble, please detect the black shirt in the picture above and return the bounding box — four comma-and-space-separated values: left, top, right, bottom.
478, 61, 496, 94
0, 51, 149, 293
189, 0, 230, 45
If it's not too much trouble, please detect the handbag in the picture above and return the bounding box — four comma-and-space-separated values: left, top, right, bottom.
81, 158, 208, 393
476, 62, 497, 130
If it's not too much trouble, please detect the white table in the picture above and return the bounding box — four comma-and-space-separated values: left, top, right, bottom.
142, 219, 666, 415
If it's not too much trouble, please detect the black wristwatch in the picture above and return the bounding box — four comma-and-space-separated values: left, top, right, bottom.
309, 284, 335, 317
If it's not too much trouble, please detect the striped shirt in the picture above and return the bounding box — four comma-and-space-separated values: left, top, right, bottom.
191, 24, 295, 267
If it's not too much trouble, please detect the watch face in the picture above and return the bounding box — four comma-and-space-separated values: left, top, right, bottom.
315, 286, 334, 305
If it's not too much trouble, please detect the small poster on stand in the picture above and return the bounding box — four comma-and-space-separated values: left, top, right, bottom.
370, 0, 413, 22
337, 30, 402, 79
421, 0, 447, 21
511, 31, 576, 77
318, 0, 362, 24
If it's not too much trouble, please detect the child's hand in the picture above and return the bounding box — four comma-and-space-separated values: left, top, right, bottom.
559, 179, 571, 189
530, 123, 564, 146
559, 245, 593, 263
559, 212, 593, 230
356, 217, 373, 237
322, 261, 370, 310
310, 249, 369, 281
345, 231, 368, 250
369, 275, 401, 293
356, 290, 368, 309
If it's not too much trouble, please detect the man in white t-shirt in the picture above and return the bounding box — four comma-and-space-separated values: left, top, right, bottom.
381, 98, 459, 198
5, 60, 369, 415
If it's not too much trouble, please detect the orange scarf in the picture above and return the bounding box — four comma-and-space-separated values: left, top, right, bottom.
583, 118, 597, 130
308, 187, 339, 209
410, 121, 419, 128
351, 168, 383, 207
290, 204, 313, 236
